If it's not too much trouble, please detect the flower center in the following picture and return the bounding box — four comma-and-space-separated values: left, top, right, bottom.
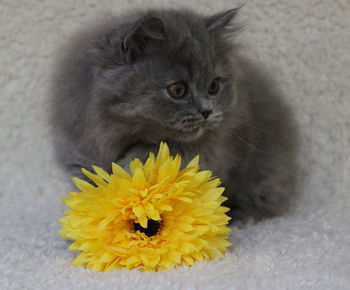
133, 219, 161, 237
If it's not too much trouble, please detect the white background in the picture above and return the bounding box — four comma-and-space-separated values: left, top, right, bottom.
0, 1, 349, 289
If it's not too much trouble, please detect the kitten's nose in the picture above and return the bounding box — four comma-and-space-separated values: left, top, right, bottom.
200, 109, 212, 119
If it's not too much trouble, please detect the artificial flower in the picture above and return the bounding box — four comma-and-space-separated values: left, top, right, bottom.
59, 142, 231, 271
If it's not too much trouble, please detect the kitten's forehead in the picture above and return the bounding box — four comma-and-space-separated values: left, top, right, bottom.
179, 37, 216, 81
163, 20, 218, 81
130, 10, 231, 83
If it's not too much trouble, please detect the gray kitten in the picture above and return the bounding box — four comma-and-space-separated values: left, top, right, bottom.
50, 8, 298, 223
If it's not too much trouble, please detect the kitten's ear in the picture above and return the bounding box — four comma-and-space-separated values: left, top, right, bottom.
205, 7, 240, 32
121, 16, 166, 62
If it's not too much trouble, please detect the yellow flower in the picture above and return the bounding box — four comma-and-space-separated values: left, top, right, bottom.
59, 142, 232, 271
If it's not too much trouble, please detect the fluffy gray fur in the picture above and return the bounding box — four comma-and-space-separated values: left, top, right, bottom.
50, 7, 299, 223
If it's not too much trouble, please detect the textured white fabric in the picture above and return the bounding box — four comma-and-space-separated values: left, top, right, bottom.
1, 1, 349, 289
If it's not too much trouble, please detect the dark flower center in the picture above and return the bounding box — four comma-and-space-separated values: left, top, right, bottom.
133, 219, 161, 237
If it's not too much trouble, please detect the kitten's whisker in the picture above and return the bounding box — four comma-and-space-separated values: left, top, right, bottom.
232, 130, 265, 153
243, 121, 269, 132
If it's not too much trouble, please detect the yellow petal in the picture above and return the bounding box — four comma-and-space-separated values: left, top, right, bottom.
133, 204, 144, 218
97, 217, 112, 231
203, 187, 225, 201
179, 242, 196, 253
81, 168, 107, 187
190, 170, 212, 187
147, 254, 161, 267
124, 255, 139, 266
144, 153, 156, 177
71, 177, 95, 191
111, 162, 130, 179
183, 255, 194, 265
132, 167, 145, 189
71, 252, 89, 266
129, 158, 143, 175
177, 196, 193, 203
177, 223, 194, 232
91, 262, 105, 272
191, 251, 204, 261
92, 166, 111, 182
169, 251, 181, 264
156, 142, 170, 166
158, 203, 173, 211
186, 155, 200, 168
68, 241, 81, 251
140, 189, 148, 197
139, 215, 148, 229
99, 251, 116, 263
144, 203, 157, 219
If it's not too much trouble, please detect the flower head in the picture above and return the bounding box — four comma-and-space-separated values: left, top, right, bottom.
59, 142, 231, 271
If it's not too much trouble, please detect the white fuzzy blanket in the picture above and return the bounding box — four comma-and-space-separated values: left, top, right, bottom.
1, 0, 349, 289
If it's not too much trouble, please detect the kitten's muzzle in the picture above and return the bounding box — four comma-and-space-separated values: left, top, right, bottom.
194, 96, 213, 120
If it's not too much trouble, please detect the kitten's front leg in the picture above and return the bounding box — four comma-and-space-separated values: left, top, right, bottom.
68, 143, 158, 182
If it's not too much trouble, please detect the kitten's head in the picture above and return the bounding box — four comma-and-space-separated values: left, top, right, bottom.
91, 8, 240, 142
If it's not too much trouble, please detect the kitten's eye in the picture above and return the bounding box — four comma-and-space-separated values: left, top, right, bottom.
208, 77, 220, 95
167, 82, 187, 98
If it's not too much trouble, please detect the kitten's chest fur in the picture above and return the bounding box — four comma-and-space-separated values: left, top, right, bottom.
170, 130, 241, 187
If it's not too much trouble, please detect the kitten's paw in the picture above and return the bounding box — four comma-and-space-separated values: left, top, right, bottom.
231, 215, 256, 228
227, 207, 257, 228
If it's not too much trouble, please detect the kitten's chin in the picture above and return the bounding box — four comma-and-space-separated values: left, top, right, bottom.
176, 127, 205, 142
